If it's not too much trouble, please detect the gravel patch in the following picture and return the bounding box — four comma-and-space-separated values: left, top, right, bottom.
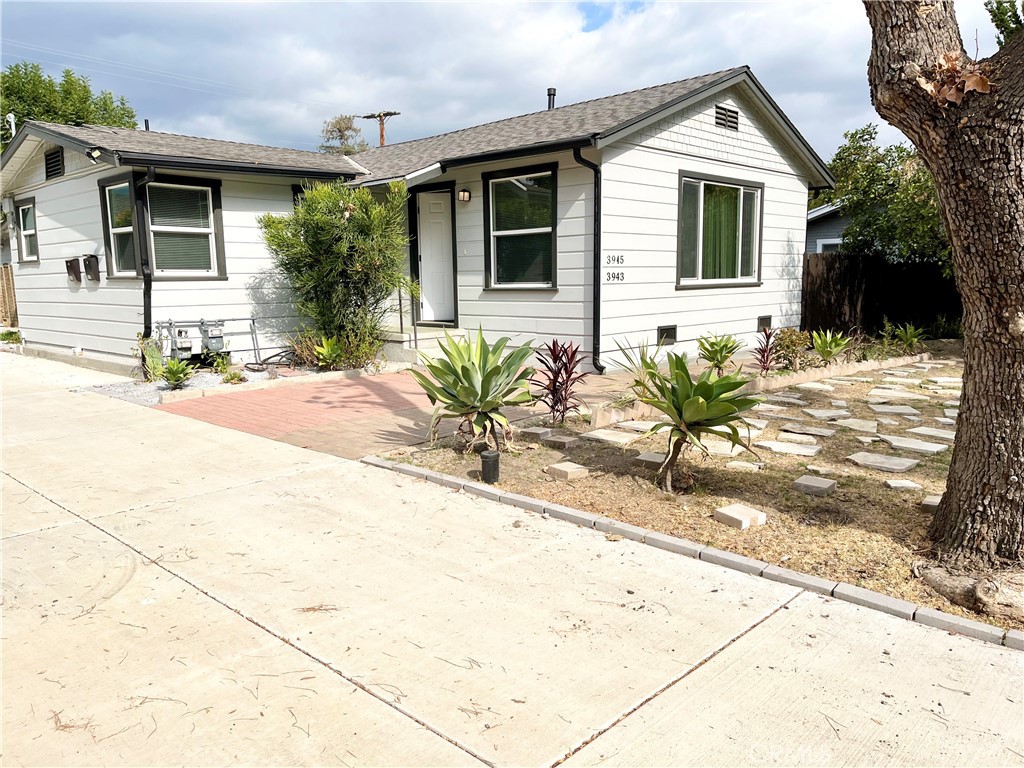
89, 369, 273, 406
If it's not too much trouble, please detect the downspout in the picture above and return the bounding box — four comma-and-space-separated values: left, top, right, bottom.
135, 167, 156, 344
573, 146, 606, 373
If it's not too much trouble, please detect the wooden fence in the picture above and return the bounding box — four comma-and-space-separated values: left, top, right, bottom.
802, 252, 961, 334
0, 264, 17, 327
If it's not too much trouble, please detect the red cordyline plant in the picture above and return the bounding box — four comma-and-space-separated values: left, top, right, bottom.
752, 327, 779, 375
530, 339, 592, 424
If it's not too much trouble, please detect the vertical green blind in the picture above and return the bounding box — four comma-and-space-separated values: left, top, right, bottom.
678, 179, 759, 282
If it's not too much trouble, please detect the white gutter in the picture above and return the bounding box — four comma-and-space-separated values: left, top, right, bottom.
358, 162, 442, 188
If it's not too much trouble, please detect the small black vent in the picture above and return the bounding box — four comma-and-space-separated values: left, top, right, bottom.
44, 148, 65, 180
657, 325, 678, 345
715, 105, 739, 131
757, 315, 772, 331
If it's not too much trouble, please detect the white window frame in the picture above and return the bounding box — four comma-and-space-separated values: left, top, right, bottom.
16, 201, 39, 263
488, 170, 555, 289
678, 176, 761, 287
816, 238, 842, 253
146, 182, 216, 276
105, 183, 137, 277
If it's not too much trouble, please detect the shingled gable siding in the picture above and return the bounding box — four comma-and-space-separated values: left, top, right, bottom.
149, 175, 302, 364
598, 89, 808, 366
6, 151, 145, 366
437, 151, 592, 355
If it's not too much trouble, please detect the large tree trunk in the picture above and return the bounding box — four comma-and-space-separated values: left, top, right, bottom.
864, 2, 1024, 570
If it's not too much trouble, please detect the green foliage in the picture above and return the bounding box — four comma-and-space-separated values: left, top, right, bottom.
894, 323, 926, 354
697, 333, 743, 376
204, 352, 232, 376
618, 343, 761, 493
0, 62, 137, 152
222, 370, 247, 385
811, 329, 851, 365
530, 338, 591, 424
159, 358, 195, 390
810, 125, 949, 274
410, 329, 534, 452
776, 328, 811, 371
929, 314, 963, 340
314, 336, 346, 370
259, 181, 414, 360
986, 0, 1023, 46
319, 114, 371, 155
0, 330, 22, 343
751, 327, 779, 374
133, 333, 165, 382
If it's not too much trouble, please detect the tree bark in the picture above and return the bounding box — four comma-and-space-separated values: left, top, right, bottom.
864, 1, 1024, 569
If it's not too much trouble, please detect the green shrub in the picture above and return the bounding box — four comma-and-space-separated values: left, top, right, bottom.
895, 323, 926, 354
410, 329, 534, 451
929, 314, 962, 339
0, 330, 22, 343
133, 333, 165, 382
776, 328, 811, 371
222, 370, 247, 385
811, 330, 851, 365
618, 343, 761, 493
314, 336, 346, 370
159, 358, 195, 390
531, 338, 591, 424
697, 333, 743, 376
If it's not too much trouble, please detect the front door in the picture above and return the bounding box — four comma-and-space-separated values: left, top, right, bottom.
416, 191, 455, 323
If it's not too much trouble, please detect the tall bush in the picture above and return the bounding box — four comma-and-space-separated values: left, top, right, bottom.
258, 181, 415, 367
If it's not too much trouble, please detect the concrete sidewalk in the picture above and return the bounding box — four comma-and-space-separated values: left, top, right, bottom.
2, 353, 1022, 767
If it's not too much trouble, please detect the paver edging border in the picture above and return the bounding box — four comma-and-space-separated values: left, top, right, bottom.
741, 352, 937, 394
157, 362, 413, 404
359, 454, 1015, 650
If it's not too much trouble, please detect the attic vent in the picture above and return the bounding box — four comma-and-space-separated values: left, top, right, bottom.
44, 148, 65, 180
715, 105, 739, 131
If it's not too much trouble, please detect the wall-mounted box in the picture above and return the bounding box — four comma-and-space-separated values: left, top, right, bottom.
65, 258, 82, 283
83, 254, 100, 281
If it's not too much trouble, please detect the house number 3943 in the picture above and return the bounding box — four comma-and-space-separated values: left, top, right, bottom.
605, 271, 625, 282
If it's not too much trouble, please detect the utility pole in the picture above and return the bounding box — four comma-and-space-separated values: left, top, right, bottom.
360, 111, 400, 147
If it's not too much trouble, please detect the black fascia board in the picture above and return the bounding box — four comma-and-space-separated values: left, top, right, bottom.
438, 136, 594, 172
114, 152, 359, 180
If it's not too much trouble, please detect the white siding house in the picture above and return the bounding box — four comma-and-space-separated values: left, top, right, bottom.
0, 122, 364, 372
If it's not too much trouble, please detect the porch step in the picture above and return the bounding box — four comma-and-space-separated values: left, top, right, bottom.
383, 327, 466, 364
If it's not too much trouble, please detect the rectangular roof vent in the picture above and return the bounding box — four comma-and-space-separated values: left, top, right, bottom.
44, 147, 65, 180
715, 105, 739, 131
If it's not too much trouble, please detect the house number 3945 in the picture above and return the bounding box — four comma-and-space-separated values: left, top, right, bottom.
605, 254, 625, 265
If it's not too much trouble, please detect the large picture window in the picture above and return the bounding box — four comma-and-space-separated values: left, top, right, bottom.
147, 184, 215, 274
15, 199, 38, 262
678, 174, 761, 285
484, 165, 557, 288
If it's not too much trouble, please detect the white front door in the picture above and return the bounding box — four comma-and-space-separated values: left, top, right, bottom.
417, 192, 455, 323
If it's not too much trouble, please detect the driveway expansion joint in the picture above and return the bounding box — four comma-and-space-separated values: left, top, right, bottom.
359, 457, 1014, 649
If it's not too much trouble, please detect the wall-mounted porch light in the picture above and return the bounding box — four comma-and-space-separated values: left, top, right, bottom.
457, 189, 471, 203
85, 148, 102, 164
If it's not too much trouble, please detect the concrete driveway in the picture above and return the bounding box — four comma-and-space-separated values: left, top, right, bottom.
2, 353, 1022, 767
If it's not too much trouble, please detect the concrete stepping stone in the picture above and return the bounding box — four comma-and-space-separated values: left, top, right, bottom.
907, 426, 956, 441
751, 409, 803, 421
834, 418, 877, 433
883, 377, 923, 385
794, 474, 836, 496
707, 424, 761, 440
754, 440, 821, 457
803, 408, 851, 421
778, 432, 818, 445
714, 503, 766, 530
886, 478, 922, 490
830, 400, 847, 408
856, 436, 879, 445
944, 408, 959, 418
765, 395, 808, 406
725, 460, 763, 472
545, 461, 589, 480
912, 363, 944, 370
542, 434, 580, 450
877, 434, 948, 455
618, 420, 661, 433
583, 429, 641, 446
876, 416, 899, 426
807, 465, 832, 475
868, 388, 930, 401
882, 369, 912, 376
520, 426, 553, 442
922, 495, 943, 512
779, 422, 835, 437
742, 417, 769, 429
930, 377, 962, 385
846, 452, 920, 472
754, 403, 790, 413
935, 417, 956, 425
634, 452, 666, 470
903, 415, 923, 422
796, 382, 834, 392
869, 404, 921, 415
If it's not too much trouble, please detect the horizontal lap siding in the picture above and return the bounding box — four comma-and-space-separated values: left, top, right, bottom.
150, 177, 300, 364
7, 158, 145, 363
443, 151, 592, 352
599, 88, 809, 367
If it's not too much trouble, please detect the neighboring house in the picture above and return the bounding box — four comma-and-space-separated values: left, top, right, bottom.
0, 122, 364, 372
352, 65, 832, 369
0, 64, 833, 374
806, 201, 851, 253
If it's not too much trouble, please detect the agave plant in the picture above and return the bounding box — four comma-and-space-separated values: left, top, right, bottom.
314, 336, 346, 370
410, 329, 535, 451
619, 343, 761, 493
894, 323, 926, 354
811, 329, 851, 365
697, 333, 744, 376
159, 358, 195, 390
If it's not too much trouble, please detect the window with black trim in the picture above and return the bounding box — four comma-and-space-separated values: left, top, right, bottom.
677, 174, 761, 285
105, 183, 137, 276
147, 183, 216, 274
45, 148, 65, 179
15, 198, 39, 262
484, 165, 557, 288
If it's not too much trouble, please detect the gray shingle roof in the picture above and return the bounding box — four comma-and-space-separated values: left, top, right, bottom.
19, 121, 366, 178
353, 67, 748, 181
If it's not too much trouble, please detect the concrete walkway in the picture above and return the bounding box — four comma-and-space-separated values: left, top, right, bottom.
3, 353, 1022, 767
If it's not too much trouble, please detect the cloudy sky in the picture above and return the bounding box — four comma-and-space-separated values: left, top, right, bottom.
0, 1, 1001, 163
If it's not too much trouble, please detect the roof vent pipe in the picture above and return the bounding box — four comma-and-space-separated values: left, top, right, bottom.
144, 119, 150, 131
547, 88, 556, 110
